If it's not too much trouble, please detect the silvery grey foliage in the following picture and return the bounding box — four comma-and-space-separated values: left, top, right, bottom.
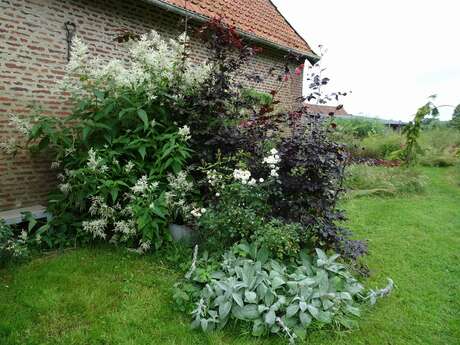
191, 242, 366, 341
366, 278, 395, 305
185, 244, 199, 280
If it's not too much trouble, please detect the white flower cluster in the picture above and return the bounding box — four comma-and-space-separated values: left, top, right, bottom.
263, 148, 281, 178
87, 148, 108, 173
166, 171, 198, 222
67, 36, 89, 73
124, 161, 135, 174
83, 196, 137, 243
233, 169, 260, 186
50, 161, 61, 169
63, 31, 213, 96
206, 170, 220, 187
233, 169, 251, 184
191, 207, 206, 218
178, 125, 191, 141
220, 150, 280, 190
1, 229, 30, 258
128, 239, 152, 255
59, 183, 71, 195
114, 220, 136, 236
131, 175, 149, 194
82, 218, 108, 239
131, 175, 159, 196
138, 239, 151, 254
0, 137, 17, 155
0, 114, 33, 155
168, 171, 193, 194
95, 59, 137, 88
8, 113, 32, 136
89, 195, 115, 220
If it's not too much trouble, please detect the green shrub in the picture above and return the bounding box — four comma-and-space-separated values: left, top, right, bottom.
241, 88, 273, 107
418, 128, 460, 166
0, 213, 44, 264
334, 131, 404, 161
356, 133, 404, 160
252, 219, 303, 260
344, 164, 427, 197
0, 221, 30, 263
198, 202, 265, 250
334, 117, 387, 138
198, 171, 269, 250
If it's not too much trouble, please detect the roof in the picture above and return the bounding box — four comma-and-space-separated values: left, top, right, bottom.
304, 103, 349, 116
152, 0, 317, 59
335, 115, 408, 126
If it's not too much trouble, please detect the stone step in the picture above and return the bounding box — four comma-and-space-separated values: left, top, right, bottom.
0, 205, 51, 225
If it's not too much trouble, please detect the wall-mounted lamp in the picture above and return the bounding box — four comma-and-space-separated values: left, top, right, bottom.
64, 21, 77, 62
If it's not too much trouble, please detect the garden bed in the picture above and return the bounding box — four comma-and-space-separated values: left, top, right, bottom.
1, 167, 458, 345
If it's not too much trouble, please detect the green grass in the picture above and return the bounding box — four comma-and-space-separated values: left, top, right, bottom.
1, 167, 459, 345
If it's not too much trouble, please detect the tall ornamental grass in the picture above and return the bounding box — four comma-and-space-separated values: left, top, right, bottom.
344, 164, 427, 197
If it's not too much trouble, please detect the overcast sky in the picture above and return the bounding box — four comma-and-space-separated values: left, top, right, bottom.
272, 0, 460, 121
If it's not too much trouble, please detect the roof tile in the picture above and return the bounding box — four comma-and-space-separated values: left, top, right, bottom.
160, 0, 314, 55
304, 104, 349, 116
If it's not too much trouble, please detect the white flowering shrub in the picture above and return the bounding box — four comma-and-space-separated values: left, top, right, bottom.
197, 149, 300, 252
166, 171, 205, 224
1, 31, 217, 252
0, 214, 44, 264
0, 221, 31, 262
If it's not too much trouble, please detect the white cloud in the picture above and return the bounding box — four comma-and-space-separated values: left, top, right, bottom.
272, 0, 460, 121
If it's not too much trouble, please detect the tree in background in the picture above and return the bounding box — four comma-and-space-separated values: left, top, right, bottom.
401, 98, 439, 165
451, 104, 460, 129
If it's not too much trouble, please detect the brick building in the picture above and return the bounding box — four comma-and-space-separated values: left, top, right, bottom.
304, 104, 349, 117
0, 0, 318, 211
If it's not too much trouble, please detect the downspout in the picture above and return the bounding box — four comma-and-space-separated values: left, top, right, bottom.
142, 0, 320, 64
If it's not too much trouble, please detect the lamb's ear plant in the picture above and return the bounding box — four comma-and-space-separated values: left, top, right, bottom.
182, 242, 381, 343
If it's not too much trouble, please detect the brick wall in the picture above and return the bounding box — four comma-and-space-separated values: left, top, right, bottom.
0, 0, 305, 211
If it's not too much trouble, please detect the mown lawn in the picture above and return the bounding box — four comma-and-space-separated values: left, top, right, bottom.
0, 167, 459, 345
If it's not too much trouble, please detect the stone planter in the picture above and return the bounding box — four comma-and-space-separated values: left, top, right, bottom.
168, 224, 195, 245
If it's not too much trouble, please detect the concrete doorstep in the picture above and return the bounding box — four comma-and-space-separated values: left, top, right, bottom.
0, 205, 51, 225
